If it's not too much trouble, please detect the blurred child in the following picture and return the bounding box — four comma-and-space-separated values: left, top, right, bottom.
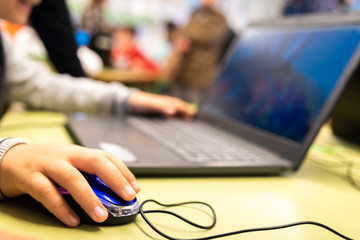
110, 27, 159, 73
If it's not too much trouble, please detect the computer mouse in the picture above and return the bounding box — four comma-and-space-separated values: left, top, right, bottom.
56, 173, 139, 226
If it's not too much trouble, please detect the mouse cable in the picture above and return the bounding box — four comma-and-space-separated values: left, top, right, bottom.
139, 199, 354, 240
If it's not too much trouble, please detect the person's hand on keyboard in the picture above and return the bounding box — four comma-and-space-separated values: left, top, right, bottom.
127, 91, 197, 119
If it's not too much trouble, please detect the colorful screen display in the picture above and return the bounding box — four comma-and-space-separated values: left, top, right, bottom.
203, 25, 360, 142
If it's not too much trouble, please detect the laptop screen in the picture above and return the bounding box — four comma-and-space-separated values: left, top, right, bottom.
202, 24, 360, 142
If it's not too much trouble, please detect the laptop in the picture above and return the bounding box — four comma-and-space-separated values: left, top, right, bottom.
67, 13, 360, 176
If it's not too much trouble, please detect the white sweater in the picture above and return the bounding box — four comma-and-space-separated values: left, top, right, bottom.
2, 32, 135, 115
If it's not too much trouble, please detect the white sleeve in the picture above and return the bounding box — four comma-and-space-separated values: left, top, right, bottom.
3, 33, 136, 115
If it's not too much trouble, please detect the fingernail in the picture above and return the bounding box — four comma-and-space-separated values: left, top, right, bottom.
94, 206, 106, 219
67, 214, 79, 226
124, 185, 136, 196
132, 180, 140, 192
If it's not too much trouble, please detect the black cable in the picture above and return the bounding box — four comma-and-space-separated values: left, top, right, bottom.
140, 200, 216, 231
139, 199, 354, 240
143, 210, 215, 230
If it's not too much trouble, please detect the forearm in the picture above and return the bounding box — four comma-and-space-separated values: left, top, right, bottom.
3, 32, 137, 115
7, 71, 135, 115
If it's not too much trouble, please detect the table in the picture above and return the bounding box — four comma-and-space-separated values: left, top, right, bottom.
91, 68, 167, 93
0, 111, 359, 240
91, 68, 162, 84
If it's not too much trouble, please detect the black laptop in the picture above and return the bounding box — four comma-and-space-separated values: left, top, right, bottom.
67, 13, 360, 176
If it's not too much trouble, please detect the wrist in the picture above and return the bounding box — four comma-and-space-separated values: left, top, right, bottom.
0, 138, 29, 200
112, 88, 141, 116
126, 90, 145, 114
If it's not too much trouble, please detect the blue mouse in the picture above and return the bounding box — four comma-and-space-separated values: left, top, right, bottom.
57, 173, 139, 226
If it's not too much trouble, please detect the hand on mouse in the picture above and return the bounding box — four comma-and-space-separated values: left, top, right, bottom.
0, 143, 140, 227
128, 91, 197, 118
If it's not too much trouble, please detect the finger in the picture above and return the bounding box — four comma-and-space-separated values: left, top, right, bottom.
56, 145, 138, 200
163, 98, 196, 118
43, 164, 108, 223
95, 162, 137, 201
176, 100, 197, 118
70, 149, 139, 200
154, 98, 184, 117
26, 172, 80, 227
104, 151, 140, 193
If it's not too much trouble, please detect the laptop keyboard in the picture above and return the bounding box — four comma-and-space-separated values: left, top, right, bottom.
128, 117, 262, 163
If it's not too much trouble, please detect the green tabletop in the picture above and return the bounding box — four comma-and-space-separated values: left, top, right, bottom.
0, 111, 359, 240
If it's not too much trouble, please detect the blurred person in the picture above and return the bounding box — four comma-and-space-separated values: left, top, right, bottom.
0, 0, 195, 229
166, 0, 229, 104
2, 0, 87, 77
30, 0, 87, 77
81, 0, 114, 66
110, 26, 159, 74
165, 21, 180, 46
81, 0, 113, 37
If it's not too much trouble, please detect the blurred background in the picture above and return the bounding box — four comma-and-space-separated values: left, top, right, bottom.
3, 0, 360, 138
5, 0, 360, 97
65, 0, 360, 65
66, 0, 287, 66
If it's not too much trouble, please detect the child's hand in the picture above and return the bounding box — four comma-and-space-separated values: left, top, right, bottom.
128, 91, 197, 118
0, 144, 140, 227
